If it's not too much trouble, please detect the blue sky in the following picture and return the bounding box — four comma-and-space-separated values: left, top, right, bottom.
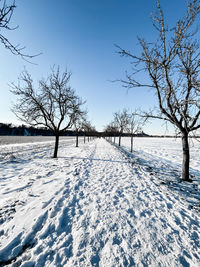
0, 0, 188, 134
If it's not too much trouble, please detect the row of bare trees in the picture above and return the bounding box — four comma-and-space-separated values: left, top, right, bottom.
116, 0, 200, 182
1, 0, 200, 182
74, 116, 97, 147
1, 1, 95, 158
104, 109, 142, 153
11, 67, 97, 158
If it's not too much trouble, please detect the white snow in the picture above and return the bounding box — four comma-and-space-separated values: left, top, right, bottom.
118, 137, 200, 172
0, 137, 199, 266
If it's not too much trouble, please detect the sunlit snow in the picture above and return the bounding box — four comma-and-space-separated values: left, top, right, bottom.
0, 137, 199, 266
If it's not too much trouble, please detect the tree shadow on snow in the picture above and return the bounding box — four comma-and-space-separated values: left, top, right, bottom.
111, 142, 200, 212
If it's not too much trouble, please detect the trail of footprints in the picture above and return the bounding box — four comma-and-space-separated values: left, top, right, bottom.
1, 140, 199, 266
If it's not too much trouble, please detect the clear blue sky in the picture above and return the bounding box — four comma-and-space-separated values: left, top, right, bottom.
0, 0, 188, 134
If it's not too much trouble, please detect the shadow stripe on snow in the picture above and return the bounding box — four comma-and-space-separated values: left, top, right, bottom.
0, 211, 48, 266
107, 140, 200, 212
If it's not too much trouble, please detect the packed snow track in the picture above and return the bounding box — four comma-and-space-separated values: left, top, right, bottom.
0, 138, 199, 266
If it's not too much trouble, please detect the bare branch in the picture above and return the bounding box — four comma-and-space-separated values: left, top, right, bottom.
0, 0, 41, 60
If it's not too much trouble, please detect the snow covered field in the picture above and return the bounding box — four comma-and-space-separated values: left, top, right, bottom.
0, 137, 199, 266
118, 137, 200, 173
0, 136, 75, 146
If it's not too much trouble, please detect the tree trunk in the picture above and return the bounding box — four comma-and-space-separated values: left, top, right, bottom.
76, 134, 78, 147
114, 136, 116, 144
131, 135, 133, 153
181, 131, 191, 181
88, 135, 89, 142
53, 133, 59, 158
119, 135, 121, 146
84, 134, 86, 144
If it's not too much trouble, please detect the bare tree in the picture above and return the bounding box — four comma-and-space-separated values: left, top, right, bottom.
0, 0, 39, 59
117, 0, 200, 181
82, 121, 93, 142
128, 112, 142, 153
104, 122, 118, 144
11, 66, 85, 158
87, 124, 97, 141
114, 109, 130, 146
82, 121, 89, 143
73, 112, 87, 147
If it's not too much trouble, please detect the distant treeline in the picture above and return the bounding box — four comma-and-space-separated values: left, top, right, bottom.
0, 123, 81, 136
102, 131, 149, 137
3, 123, 198, 138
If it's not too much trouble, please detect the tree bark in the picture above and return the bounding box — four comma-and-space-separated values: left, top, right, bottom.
76, 134, 78, 147
84, 134, 86, 144
53, 133, 59, 158
131, 135, 133, 153
181, 131, 191, 181
119, 135, 121, 146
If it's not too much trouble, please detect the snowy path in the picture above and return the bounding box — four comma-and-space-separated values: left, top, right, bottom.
0, 139, 199, 266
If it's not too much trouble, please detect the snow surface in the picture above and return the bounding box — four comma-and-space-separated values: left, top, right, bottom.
0, 137, 199, 266
118, 137, 200, 173
0, 136, 75, 146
